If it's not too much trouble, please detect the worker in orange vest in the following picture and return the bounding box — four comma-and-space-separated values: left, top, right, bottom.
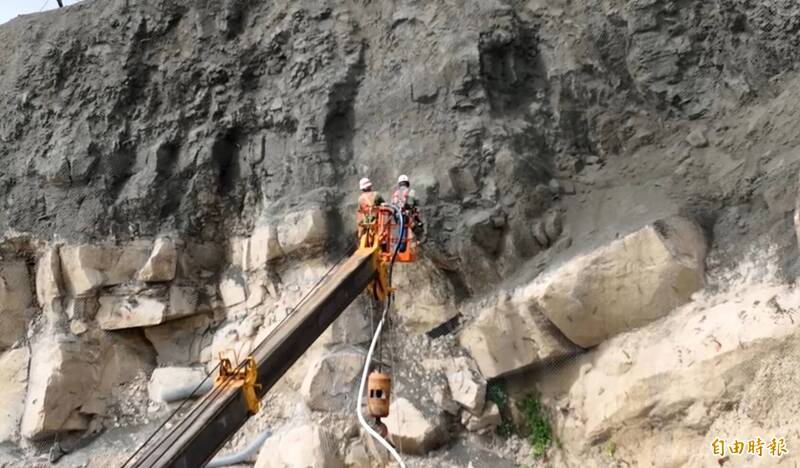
391, 175, 416, 209
357, 177, 383, 240
391, 174, 424, 241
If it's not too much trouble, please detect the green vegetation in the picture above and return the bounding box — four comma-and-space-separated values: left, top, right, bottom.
486, 381, 515, 437
517, 392, 553, 459
606, 441, 617, 457
486, 381, 554, 459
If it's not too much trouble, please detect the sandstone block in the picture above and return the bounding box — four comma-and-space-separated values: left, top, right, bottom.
96, 296, 166, 330
276, 208, 328, 256
391, 258, 459, 332
255, 423, 343, 468
97, 286, 198, 330
36, 247, 63, 308
445, 357, 486, 414
144, 314, 210, 365
460, 297, 578, 379
527, 216, 707, 348
137, 238, 177, 282
0, 347, 30, 443
148, 367, 207, 403
60, 243, 150, 296
219, 275, 247, 308
461, 401, 501, 434
545, 281, 800, 467
385, 397, 448, 455
300, 347, 365, 411
0, 260, 33, 350
21, 335, 99, 439
248, 225, 281, 270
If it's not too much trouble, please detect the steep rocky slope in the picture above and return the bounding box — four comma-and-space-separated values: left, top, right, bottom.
1, 0, 800, 467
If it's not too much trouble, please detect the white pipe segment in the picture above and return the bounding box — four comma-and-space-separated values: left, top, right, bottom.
205, 429, 271, 468
356, 314, 406, 468
159, 379, 214, 403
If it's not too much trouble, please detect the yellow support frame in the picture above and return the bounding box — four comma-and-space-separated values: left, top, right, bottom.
215, 354, 262, 415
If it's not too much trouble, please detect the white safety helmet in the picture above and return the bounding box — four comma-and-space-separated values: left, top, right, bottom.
397, 174, 409, 184
359, 177, 372, 190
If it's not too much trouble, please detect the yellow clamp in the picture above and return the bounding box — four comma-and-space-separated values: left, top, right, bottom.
216, 354, 262, 414
367, 248, 392, 302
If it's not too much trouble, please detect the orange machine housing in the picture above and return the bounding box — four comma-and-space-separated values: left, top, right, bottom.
359, 205, 417, 263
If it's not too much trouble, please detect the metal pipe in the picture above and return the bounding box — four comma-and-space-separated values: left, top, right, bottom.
205, 430, 271, 468
159, 379, 213, 403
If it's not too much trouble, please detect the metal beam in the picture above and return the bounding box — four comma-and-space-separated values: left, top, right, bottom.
130, 248, 379, 468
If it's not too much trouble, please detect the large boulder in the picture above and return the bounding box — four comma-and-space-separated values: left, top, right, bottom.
460, 295, 579, 379
96, 286, 198, 330
219, 273, 247, 308
148, 367, 207, 403
21, 334, 100, 439
445, 357, 486, 414
254, 423, 343, 468
300, 347, 365, 411
59, 243, 151, 296
391, 258, 459, 332
540, 280, 800, 467
0, 260, 33, 350
0, 347, 30, 443
137, 238, 177, 282
275, 208, 328, 257
384, 397, 448, 455
526, 216, 707, 348
81, 335, 155, 416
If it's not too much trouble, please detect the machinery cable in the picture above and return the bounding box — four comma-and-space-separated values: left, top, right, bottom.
124, 246, 356, 466
121, 361, 222, 468
356, 207, 408, 468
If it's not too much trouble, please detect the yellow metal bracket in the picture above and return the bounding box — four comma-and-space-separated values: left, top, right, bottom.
215, 354, 262, 414
361, 245, 391, 302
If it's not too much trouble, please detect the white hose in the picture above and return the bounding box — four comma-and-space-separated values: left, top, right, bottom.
356, 314, 406, 468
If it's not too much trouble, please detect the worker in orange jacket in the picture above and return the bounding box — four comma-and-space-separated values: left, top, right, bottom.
357, 177, 383, 240
391, 174, 425, 241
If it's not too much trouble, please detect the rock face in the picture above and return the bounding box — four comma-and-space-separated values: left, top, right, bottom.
300, 347, 365, 412
0, 347, 30, 443
255, 423, 343, 468
2, 0, 800, 466
385, 397, 448, 455
0, 260, 33, 350
526, 216, 707, 348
